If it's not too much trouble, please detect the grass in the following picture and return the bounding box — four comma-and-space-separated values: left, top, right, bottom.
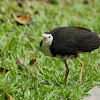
0, 0, 100, 100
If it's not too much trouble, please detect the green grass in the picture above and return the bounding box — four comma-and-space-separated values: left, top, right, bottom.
0, 0, 100, 100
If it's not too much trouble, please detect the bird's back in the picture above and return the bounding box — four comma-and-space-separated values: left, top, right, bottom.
48, 26, 100, 56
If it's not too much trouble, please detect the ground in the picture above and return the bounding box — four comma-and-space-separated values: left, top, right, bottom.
0, 0, 100, 100
82, 86, 100, 100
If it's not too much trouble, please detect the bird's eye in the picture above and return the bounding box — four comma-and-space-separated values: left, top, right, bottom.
49, 36, 51, 38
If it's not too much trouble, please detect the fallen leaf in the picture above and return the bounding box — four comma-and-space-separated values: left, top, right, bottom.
0, 67, 4, 73
28, 57, 37, 70
47, 0, 58, 4
16, 58, 23, 65
0, 19, 5, 23
13, 14, 31, 24
29, 58, 37, 66
34, 11, 39, 14
5, 69, 9, 73
0, 67, 9, 74
29, 57, 44, 74
2, 90, 14, 100
83, 0, 89, 4
17, 1, 23, 7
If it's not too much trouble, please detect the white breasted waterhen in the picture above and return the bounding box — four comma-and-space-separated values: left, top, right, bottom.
40, 26, 100, 84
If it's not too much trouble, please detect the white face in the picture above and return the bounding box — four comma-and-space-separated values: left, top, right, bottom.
42, 33, 53, 46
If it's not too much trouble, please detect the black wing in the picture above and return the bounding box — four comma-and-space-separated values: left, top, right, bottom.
69, 26, 100, 52
76, 32, 100, 52
48, 26, 100, 56
50, 40, 78, 57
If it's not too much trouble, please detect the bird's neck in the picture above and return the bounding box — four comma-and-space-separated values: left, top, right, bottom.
41, 42, 52, 57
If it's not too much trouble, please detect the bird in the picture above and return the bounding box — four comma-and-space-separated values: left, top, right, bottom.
40, 26, 100, 84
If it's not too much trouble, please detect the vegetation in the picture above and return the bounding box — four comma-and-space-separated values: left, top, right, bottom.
0, 0, 100, 99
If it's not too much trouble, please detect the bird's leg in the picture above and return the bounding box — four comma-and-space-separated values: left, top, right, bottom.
76, 57, 84, 84
63, 60, 69, 85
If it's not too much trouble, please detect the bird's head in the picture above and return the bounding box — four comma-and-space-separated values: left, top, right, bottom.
42, 33, 53, 46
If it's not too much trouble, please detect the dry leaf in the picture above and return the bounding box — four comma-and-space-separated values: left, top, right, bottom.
16, 58, 23, 65
0, 19, 5, 23
83, 0, 89, 4
2, 90, 14, 100
29, 57, 44, 74
28, 57, 37, 70
47, 0, 58, 4
0, 67, 4, 73
17, 1, 23, 7
29, 58, 37, 66
34, 11, 39, 14
0, 67, 9, 74
13, 14, 31, 24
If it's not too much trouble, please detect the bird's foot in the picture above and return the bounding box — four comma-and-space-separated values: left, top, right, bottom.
63, 79, 67, 85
